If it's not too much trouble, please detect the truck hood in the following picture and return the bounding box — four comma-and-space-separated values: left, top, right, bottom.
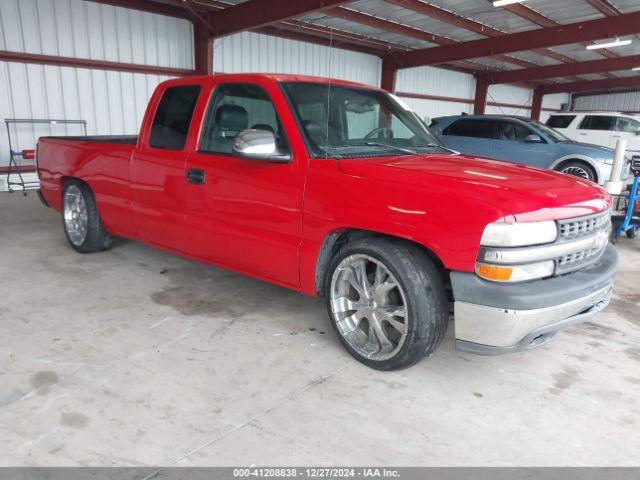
338, 153, 610, 220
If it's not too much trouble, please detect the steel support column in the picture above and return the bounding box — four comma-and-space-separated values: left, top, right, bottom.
194, 21, 214, 76
474, 74, 488, 115
381, 57, 398, 93
531, 88, 544, 121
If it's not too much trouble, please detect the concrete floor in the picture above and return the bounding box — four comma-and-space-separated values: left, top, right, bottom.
0, 192, 639, 467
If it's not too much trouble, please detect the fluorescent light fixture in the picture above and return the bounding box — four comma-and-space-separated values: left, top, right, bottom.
587, 38, 632, 50
493, 0, 528, 6
633, 67, 640, 71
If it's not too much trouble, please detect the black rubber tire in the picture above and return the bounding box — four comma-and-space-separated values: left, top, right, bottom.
627, 227, 638, 239
324, 236, 448, 371
62, 179, 113, 253
555, 160, 597, 183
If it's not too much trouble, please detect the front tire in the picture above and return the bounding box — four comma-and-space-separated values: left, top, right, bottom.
62, 180, 113, 253
556, 161, 597, 183
325, 236, 448, 370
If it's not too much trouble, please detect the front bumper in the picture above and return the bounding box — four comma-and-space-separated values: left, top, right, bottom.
451, 244, 618, 355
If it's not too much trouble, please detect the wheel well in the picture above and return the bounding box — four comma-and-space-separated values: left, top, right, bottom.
554, 159, 598, 182
60, 176, 90, 195
61, 176, 83, 187
314, 229, 449, 297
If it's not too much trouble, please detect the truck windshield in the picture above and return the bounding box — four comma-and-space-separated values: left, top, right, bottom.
281, 82, 446, 158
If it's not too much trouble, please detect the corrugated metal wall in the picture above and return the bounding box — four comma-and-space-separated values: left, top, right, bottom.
542, 93, 571, 120
574, 91, 640, 113
396, 66, 474, 119
486, 84, 533, 118
213, 32, 382, 87
0, 0, 191, 166
396, 67, 569, 122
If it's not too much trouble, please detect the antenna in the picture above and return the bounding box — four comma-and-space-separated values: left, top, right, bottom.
325, 28, 334, 161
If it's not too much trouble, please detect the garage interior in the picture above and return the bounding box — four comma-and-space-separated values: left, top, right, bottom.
1, 0, 640, 468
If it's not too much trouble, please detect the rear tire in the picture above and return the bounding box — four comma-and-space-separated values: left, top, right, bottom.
555, 161, 597, 183
325, 236, 448, 370
62, 180, 113, 253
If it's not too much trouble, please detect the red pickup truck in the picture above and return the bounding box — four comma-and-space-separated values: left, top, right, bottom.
37, 73, 617, 370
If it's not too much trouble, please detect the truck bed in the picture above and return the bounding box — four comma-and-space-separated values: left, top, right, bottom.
41, 135, 138, 145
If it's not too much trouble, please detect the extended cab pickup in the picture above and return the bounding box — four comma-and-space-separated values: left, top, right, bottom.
37, 74, 618, 370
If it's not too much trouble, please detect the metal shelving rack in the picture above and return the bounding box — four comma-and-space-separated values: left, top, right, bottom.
4, 118, 87, 193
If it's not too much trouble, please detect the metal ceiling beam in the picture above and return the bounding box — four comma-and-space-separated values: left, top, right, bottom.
584, 0, 622, 16
327, 7, 456, 46
276, 20, 413, 55
255, 26, 385, 56
324, 8, 549, 85
326, 7, 538, 70
489, 54, 640, 84
391, 12, 640, 68
208, 0, 354, 38
542, 76, 640, 94
496, 0, 620, 65
384, 0, 580, 73
87, 0, 400, 57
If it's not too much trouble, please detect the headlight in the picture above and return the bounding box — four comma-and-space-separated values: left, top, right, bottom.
475, 260, 555, 283
480, 221, 557, 247
477, 220, 558, 283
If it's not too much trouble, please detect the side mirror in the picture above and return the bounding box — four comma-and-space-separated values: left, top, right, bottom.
524, 134, 544, 143
233, 129, 290, 163
635, 128, 640, 136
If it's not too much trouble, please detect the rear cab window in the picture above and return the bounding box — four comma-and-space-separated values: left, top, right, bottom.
546, 115, 576, 129
578, 115, 615, 131
149, 85, 201, 150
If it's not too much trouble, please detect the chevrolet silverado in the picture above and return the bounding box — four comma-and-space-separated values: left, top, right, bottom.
37, 74, 617, 370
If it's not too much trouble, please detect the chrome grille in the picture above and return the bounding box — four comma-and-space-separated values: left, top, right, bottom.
555, 211, 611, 274
557, 246, 603, 267
558, 211, 609, 240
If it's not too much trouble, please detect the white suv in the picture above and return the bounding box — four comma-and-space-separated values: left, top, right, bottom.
546, 112, 640, 154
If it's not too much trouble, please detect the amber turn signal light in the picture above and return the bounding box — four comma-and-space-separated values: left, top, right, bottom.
475, 263, 513, 281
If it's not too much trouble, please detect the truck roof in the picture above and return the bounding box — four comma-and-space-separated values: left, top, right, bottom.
161, 72, 384, 91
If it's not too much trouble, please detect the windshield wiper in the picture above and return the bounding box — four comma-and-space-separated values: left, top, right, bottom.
413, 143, 459, 154
341, 141, 417, 155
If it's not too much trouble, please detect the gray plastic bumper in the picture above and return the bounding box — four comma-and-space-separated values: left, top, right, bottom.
451, 244, 618, 355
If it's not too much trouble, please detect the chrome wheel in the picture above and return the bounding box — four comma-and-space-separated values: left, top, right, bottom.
329, 254, 409, 361
63, 185, 88, 246
561, 165, 591, 180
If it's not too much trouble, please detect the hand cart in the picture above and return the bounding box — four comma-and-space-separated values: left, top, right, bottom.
612, 155, 640, 241
4, 118, 87, 194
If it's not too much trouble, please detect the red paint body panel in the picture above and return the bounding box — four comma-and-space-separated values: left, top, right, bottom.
37, 73, 611, 297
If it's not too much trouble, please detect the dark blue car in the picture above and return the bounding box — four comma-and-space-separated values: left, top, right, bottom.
431, 115, 619, 184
